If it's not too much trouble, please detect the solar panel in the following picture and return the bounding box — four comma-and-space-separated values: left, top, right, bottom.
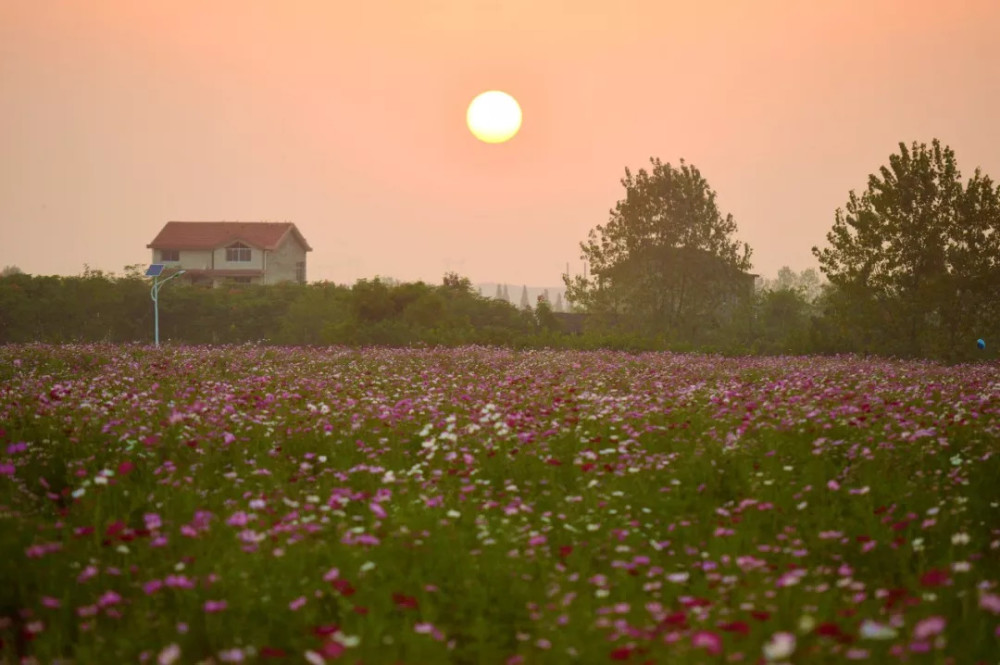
145, 264, 165, 277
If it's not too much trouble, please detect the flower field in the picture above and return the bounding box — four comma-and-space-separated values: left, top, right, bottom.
1, 344, 999, 664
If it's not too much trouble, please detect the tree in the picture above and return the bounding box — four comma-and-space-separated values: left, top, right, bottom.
1, 265, 23, 277
495, 284, 503, 300
519, 285, 530, 310
442, 272, 472, 293
502, 284, 510, 302
564, 157, 752, 339
758, 266, 824, 303
812, 139, 1000, 357
554, 292, 564, 312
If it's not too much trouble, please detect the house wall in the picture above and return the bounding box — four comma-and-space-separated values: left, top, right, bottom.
152, 249, 214, 270
264, 236, 307, 284
212, 246, 264, 271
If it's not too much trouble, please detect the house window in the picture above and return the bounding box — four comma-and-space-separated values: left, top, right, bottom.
295, 261, 306, 284
161, 249, 180, 262
226, 243, 251, 262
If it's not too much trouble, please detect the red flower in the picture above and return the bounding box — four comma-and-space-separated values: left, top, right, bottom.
920, 568, 950, 587
312, 624, 340, 637
319, 641, 345, 659
259, 646, 288, 658
331, 579, 356, 596
719, 621, 750, 636
117, 461, 135, 475
680, 597, 712, 609
609, 646, 632, 661
558, 545, 574, 559
661, 611, 688, 627
750, 610, 771, 622
392, 593, 419, 610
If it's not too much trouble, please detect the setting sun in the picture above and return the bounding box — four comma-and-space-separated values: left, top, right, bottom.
466, 90, 522, 144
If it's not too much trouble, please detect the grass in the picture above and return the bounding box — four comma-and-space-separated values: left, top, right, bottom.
1, 343, 999, 664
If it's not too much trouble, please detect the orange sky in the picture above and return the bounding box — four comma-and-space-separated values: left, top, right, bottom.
2, 0, 998, 287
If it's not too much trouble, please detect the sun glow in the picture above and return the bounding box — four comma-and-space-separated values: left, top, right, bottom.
466, 91, 522, 144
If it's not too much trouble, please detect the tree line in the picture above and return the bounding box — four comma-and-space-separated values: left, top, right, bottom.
564, 138, 1000, 361
1, 139, 996, 360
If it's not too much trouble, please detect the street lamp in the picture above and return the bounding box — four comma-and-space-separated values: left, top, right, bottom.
146, 264, 186, 348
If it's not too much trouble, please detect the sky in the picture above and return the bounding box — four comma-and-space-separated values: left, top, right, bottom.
2, 0, 999, 288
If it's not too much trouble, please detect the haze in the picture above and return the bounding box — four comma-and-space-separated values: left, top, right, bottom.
2, 0, 998, 287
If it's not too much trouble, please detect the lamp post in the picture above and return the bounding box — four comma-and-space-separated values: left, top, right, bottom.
147, 265, 186, 348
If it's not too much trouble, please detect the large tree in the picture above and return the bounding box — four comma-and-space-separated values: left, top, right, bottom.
812, 139, 1000, 357
564, 157, 752, 338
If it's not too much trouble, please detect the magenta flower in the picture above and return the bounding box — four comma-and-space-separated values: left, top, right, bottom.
203, 600, 227, 613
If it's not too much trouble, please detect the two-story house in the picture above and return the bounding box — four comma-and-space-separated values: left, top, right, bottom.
147, 221, 312, 287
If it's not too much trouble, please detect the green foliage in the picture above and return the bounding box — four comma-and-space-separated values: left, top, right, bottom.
813, 139, 1000, 359
565, 157, 754, 341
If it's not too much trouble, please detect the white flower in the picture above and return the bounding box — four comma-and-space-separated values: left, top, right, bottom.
158, 643, 182, 665
952, 532, 970, 545
859, 619, 897, 640
763, 632, 796, 661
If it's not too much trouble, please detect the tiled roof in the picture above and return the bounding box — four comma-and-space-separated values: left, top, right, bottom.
147, 222, 312, 251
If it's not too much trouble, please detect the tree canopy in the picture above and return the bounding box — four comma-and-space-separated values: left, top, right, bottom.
812, 139, 1000, 357
565, 157, 753, 339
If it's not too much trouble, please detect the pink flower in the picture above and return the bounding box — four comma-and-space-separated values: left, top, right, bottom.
691, 630, 722, 655
78, 565, 98, 583
144, 513, 162, 530
203, 600, 227, 613
98, 590, 122, 607
415, 622, 445, 641
0, 462, 15, 476
41, 596, 61, 609
226, 511, 250, 527
980, 593, 1000, 614
289, 596, 307, 611
369, 502, 387, 519
912, 616, 946, 641
827, 479, 840, 491
143, 579, 164, 595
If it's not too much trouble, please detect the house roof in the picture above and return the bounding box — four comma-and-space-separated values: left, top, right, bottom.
147, 222, 312, 252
